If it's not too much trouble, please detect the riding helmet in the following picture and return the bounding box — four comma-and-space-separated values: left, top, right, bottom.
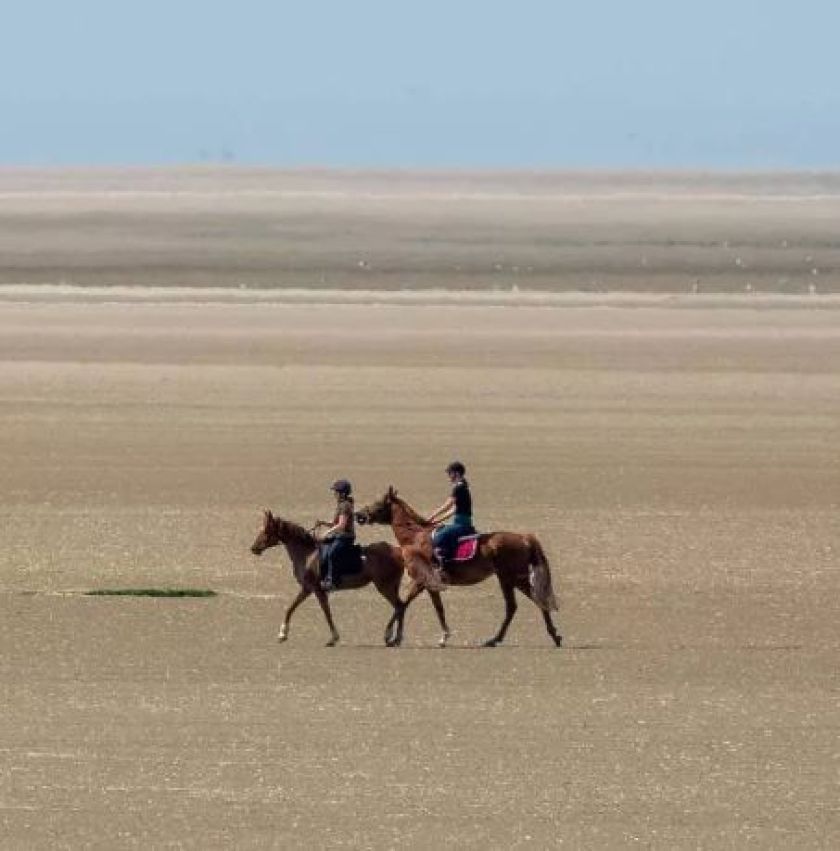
446, 461, 466, 477
331, 479, 352, 496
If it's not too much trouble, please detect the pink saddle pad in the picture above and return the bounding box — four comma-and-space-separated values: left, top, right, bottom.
453, 535, 480, 562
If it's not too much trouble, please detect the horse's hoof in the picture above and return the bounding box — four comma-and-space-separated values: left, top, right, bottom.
483, 638, 499, 648
325, 636, 339, 647
438, 631, 451, 648
277, 631, 288, 643
554, 635, 563, 647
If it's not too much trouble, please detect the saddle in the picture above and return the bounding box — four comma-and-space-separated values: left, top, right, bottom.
440, 534, 480, 566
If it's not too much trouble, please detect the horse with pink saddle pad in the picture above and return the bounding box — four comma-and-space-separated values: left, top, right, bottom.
356, 487, 562, 648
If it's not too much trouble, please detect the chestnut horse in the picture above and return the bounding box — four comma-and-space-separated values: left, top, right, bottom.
356, 488, 562, 647
249, 510, 449, 647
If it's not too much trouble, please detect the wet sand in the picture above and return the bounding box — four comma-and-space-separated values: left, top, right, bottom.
1, 168, 839, 293
1, 172, 840, 848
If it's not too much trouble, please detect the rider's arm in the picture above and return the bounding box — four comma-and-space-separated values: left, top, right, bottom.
427, 496, 455, 524
322, 509, 349, 538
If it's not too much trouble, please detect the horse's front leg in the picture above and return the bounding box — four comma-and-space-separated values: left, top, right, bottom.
383, 609, 399, 646
315, 588, 340, 646
277, 587, 310, 643
390, 580, 426, 647
427, 590, 451, 648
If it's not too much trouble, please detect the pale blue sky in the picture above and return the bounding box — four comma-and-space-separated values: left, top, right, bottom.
2, 0, 838, 166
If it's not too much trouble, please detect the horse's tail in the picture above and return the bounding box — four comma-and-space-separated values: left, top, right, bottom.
527, 534, 558, 612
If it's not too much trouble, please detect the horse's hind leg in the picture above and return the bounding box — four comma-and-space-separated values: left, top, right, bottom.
314, 589, 340, 646
278, 587, 311, 643
485, 580, 517, 647
427, 590, 451, 648
373, 578, 405, 647
515, 578, 562, 647
542, 610, 562, 647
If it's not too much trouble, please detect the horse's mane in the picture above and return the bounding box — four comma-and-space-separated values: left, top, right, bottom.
391, 494, 432, 529
275, 517, 317, 548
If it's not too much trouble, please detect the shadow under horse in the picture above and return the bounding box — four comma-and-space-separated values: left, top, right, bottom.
356, 488, 562, 647
250, 510, 449, 647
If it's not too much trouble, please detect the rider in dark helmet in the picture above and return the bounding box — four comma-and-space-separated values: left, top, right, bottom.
426, 461, 476, 567
316, 479, 356, 591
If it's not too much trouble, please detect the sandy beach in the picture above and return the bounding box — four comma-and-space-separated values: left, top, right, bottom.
1, 171, 839, 848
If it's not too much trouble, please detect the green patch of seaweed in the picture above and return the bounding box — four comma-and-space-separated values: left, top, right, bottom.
85, 588, 217, 598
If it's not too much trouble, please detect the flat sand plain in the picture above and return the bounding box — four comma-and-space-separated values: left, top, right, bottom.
1, 167, 839, 293
1, 172, 840, 849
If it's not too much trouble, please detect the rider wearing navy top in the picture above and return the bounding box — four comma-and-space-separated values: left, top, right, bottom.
427, 461, 476, 565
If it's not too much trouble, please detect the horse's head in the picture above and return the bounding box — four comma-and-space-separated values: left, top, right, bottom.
356, 486, 397, 526
250, 509, 282, 555
251, 509, 317, 556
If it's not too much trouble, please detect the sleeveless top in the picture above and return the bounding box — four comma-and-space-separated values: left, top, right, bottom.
451, 480, 472, 525
333, 498, 356, 540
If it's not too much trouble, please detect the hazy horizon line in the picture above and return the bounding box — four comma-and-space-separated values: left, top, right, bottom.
3, 163, 840, 175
